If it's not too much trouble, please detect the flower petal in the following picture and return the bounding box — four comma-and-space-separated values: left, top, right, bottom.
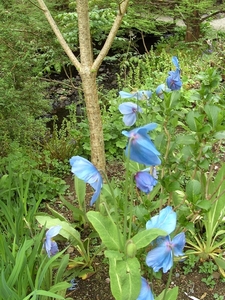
172, 56, 180, 70
46, 225, 62, 239
122, 123, 161, 165
119, 102, 137, 114
172, 232, 185, 256
135, 171, 157, 194
123, 113, 137, 126
146, 237, 173, 273
137, 277, 154, 300
70, 156, 103, 205
146, 206, 176, 235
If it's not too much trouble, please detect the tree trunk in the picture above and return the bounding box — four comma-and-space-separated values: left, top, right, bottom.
76, 0, 106, 171
185, 10, 201, 42
36, 0, 129, 172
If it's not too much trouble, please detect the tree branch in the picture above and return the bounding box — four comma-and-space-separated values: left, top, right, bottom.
36, 0, 81, 71
92, 0, 129, 71
201, 10, 225, 22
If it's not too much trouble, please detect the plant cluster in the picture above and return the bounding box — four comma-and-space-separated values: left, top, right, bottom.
35, 56, 225, 299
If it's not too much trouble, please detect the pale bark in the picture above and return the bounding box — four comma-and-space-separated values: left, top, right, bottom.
36, 0, 129, 172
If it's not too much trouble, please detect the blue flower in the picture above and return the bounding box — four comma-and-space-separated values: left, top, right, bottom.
119, 102, 142, 126
44, 225, 62, 257
146, 232, 185, 273
155, 84, 170, 99
70, 156, 103, 205
135, 171, 157, 194
122, 123, 161, 166
146, 206, 176, 235
119, 90, 152, 100
166, 56, 182, 91
137, 277, 154, 300
166, 69, 182, 91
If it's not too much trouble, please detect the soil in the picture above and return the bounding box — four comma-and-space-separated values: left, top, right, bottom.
51, 163, 225, 300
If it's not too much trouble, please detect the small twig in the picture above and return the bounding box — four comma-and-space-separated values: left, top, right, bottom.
140, 31, 149, 54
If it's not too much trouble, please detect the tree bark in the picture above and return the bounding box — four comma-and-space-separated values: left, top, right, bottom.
76, 0, 105, 171
36, 0, 129, 172
185, 10, 201, 42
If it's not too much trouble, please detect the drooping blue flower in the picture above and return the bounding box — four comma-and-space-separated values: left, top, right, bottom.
137, 277, 154, 300
166, 56, 182, 90
146, 232, 185, 273
70, 156, 103, 205
119, 90, 152, 100
44, 225, 62, 257
155, 84, 170, 99
135, 171, 157, 194
166, 69, 182, 91
146, 206, 176, 235
119, 102, 142, 126
122, 123, 161, 166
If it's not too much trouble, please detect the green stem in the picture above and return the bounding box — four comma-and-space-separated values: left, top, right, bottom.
162, 263, 174, 300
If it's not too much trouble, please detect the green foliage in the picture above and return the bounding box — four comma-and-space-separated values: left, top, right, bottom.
0, 165, 71, 299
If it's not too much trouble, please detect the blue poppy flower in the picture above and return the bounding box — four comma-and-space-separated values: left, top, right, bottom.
70, 156, 103, 205
43, 225, 62, 257
166, 56, 182, 90
146, 232, 185, 273
122, 123, 161, 166
155, 84, 170, 99
119, 102, 142, 126
137, 277, 154, 300
119, 90, 152, 100
166, 69, 182, 91
135, 171, 157, 194
146, 206, 176, 235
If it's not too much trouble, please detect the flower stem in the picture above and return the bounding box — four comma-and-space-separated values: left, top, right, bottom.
162, 263, 174, 300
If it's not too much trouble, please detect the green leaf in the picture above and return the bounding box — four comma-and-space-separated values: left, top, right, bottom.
49, 281, 71, 293
75, 176, 86, 207
196, 200, 211, 211
109, 257, 141, 300
176, 134, 196, 145
35, 215, 81, 246
186, 180, 201, 203
87, 211, 123, 251
155, 286, 178, 300
204, 104, 221, 129
132, 229, 167, 250
214, 131, 225, 139
104, 250, 124, 259
214, 257, 225, 270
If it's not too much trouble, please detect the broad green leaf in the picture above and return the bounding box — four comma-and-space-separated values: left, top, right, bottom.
104, 250, 124, 259
196, 200, 211, 211
214, 131, 225, 139
186, 180, 201, 203
176, 134, 196, 145
87, 211, 123, 251
109, 257, 141, 300
204, 104, 221, 129
36, 215, 81, 242
155, 286, 178, 300
132, 229, 167, 250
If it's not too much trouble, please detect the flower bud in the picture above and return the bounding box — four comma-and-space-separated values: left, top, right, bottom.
126, 240, 137, 258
